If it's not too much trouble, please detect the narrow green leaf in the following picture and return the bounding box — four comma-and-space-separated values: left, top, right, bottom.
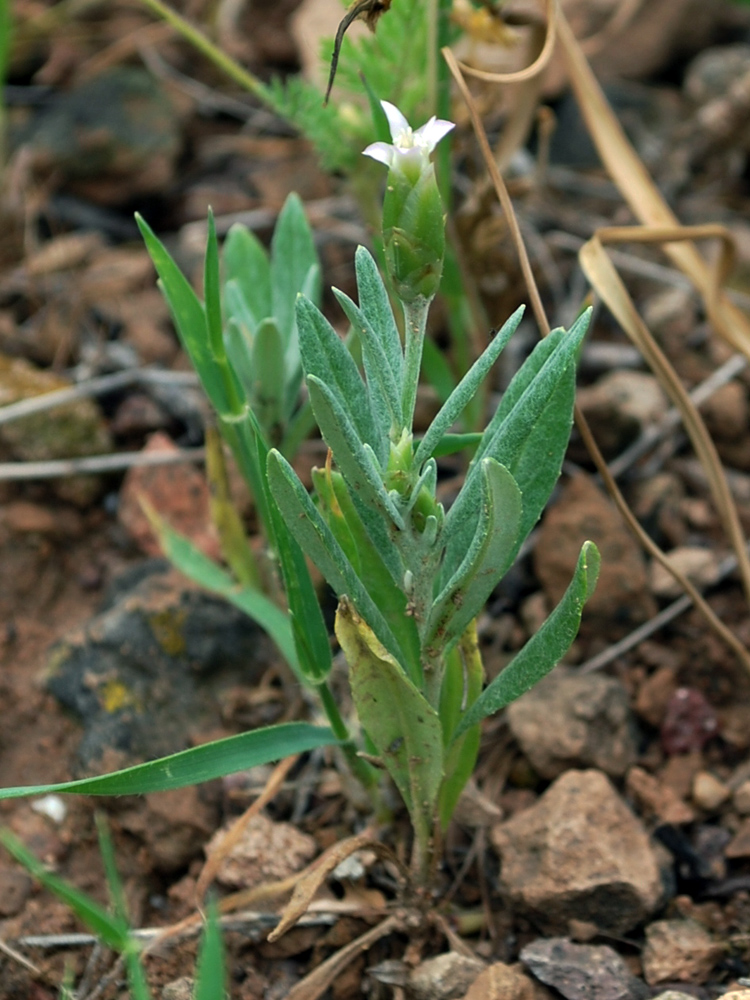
137, 214, 245, 420
413, 306, 524, 468
195, 902, 225, 1000
250, 318, 286, 445
422, 432, 482, 459
205, 427, 261, 590
297, 294, 383, 461
353, 246, 403, 386
224, 223, 271, 325
0, 723, 336, 799
442, 312, 589, 584
267, 449, 406, 668
307, 376, 404, 529
249, 417, 333, 684
438, 623, 483, 829
0, 830, 129, 949
204, 210, 225, 360
125, 952, 153, 1000
272, 193, 321, 344
427, 459, 522, 650
95, 814, 129, 927
333, 287, 403, 438
337, 599, 443, 835
136, 214, 226, 415
316, 466, 421, 682
452, 541, 600, 741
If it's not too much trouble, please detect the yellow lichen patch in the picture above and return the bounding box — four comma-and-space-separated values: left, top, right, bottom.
100, 679, 139, 714
147, 607, 188, 656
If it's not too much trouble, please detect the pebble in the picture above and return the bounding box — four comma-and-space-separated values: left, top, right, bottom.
642, 919, 722, 985
407, 952, 485, 1000
519, 937, 648, 1000
491, 770, 664, 934
626, 766, 695, 825
506, 667, 638, 779
461, 961, 553, 999
650, 546, 722, 599
534, 474, 656, 636
725, 817, 750, 859
691, 771, 730, 811
733, 780, 750, 814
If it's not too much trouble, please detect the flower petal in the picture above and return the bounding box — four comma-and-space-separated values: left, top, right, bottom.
380, 100, 410, 142
414, 117, 455, 152
363, 141, 395, 167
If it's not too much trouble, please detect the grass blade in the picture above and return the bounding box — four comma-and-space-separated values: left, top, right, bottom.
0, 723, 336, 799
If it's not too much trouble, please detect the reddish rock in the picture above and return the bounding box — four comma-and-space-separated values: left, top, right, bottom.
661, 688, 719, 755
506, 667, 638, 779
642, 919, 721, 985
491, 770, 664, 934
534, 475, 656, 636
118, 432, 220, 559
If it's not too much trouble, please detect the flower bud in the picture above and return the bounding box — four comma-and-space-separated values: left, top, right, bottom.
363, 101, 454, 303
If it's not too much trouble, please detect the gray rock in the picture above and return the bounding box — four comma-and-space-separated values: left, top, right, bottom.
520, 938, 648, 1000
46, 565, 275, 768
506, 667, 638, 779
491, 770, 665, 933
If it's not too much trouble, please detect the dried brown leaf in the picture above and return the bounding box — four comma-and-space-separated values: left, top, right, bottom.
268, 830, 405, 942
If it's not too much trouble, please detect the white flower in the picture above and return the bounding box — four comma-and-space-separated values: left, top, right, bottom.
363, 100, 454, 170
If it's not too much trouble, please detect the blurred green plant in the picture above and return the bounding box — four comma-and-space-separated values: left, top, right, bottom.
0, 818, 225, 999
0, 0, 11, 166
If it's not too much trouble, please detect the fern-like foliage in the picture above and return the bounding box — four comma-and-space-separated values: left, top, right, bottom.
331, 0, 430, 126
265, 75, 361, 175
265, 0, 432, 179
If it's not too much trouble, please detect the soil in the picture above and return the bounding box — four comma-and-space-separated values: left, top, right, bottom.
4, 1, 750, 998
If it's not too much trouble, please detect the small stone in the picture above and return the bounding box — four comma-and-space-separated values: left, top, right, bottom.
118, 431, 220, 560
461, 961, 551, 1000
204, 812, 317, 888
700, 380, 749, 440
506, 667, 638, 779
626, 767, 695, 825
650, 547, 721, 599
634, 666, 678, 728
407, 952, 486, 1000
691, 771, 730, 811
642, 919, 721, 985
534, 475, 656, 637
491, 770, 664, 934
520, 937, 648, 1000
577, 370, 669, 457
162, 977, 195, 1000
651, 993, 703, 1000
725, 817, 750, 859
0, 867, 32, 917
733, 780, 750, 814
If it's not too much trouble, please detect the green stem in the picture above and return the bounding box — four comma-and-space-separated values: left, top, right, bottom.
401, 297, 431, 432
317, 681, 379, 791
135, 0, 269, 101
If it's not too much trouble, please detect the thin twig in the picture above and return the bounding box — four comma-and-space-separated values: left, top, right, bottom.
578, 548, 743, 673
0, 369, 199, 427
608, 352, 748, 479
0, 447, 206, 481
0, 936, 41, 975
